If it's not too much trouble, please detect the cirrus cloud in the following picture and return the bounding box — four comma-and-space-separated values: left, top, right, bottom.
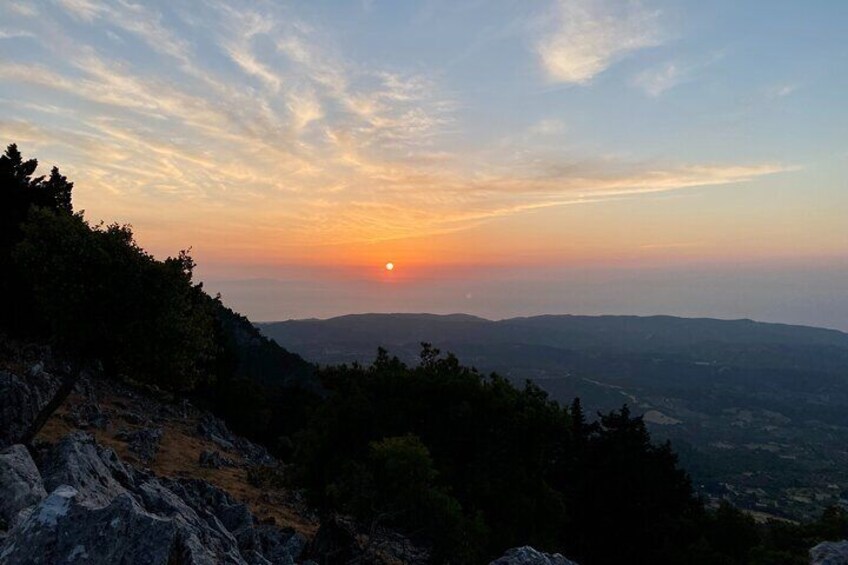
537, 0, 663, 84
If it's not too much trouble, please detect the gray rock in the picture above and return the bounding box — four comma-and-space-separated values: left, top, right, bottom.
134, 479, 247, 563
0, 445, 46, 531
234, 436, 275, 467
196, 415, 274, 466
811, 540, 848, 565
307, 514, 429, 565
0, 367, 64, 448
115, 427, 163, 464
65, 401, 110, 430
0, 485, 180, 564
41, 431, 138, 507
308, 514, 360, 564
490, 546, 579, 565
159, 477, 306, 562
198, 416, 236, 451
0, 432, 306, 564
256, 525, 307, 564
199, 449, 235, 469
179, 398, 192, 419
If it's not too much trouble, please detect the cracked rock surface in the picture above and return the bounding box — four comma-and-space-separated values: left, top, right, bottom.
0, 432, 306, 564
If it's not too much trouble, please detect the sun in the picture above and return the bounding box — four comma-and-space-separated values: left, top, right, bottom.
385, 262, 394, 271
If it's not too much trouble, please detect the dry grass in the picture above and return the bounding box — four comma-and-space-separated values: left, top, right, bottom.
36, 386, 319, 537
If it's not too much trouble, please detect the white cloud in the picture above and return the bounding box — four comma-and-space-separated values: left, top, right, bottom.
5, 2, 38, 17
0, 29, 34, 39
287, 87, 323, 131
528, 118, 566, 136
537, 0, 663, 84
55, 0, 105, 22
276, 30, 452, 148
226, 44, 283, 92
633, 61, 682, 96
0, 0, 793, 248
765, 83, 799, 99
219, 10, 283, 92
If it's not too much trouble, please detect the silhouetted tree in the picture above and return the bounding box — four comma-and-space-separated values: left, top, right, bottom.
13, 209, 214, 389
0, 143, 72, 244
0, 144, 73, 332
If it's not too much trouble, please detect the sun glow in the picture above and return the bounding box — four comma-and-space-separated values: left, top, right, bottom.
385, 262, 394, 271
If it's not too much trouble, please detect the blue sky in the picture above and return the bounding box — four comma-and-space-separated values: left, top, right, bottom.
1, 1, 846, 327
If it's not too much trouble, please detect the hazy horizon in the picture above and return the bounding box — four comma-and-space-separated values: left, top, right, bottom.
203, 259, 848, 331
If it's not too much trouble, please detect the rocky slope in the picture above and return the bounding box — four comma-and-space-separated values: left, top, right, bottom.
1, 432, 307, 563
7, 338, 847, 564
0, 341, 439, 564
0, 338, 589, 564
0, 341, 316, 564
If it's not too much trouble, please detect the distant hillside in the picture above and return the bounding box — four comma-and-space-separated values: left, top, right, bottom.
261, 313, 848, 371
260, 313, 848, 521
214, 302, 315, 388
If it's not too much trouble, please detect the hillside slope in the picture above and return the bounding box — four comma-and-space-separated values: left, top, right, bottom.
260, 313, 848, 521
0, 339, 444, 564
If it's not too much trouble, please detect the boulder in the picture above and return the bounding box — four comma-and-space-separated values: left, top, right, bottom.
133, 479, 247, 563
41, 431, 137, 508
0, 432, 306, 564
0, 445, 46, 531
197, 415, 236, 451
114, 427, 163, 464
0, 366, 65, 448
256, 525, 307, 564
811, 540, 848, 565
0, 486, 180, 564
197, 415, 273, 466
65, 401, 110, 430
234, 436, 275, 467
306, 514, 428, 565
490, 546, 579, 565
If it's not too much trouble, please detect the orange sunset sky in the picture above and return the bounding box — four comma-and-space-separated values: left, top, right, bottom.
2, 1, 846, 327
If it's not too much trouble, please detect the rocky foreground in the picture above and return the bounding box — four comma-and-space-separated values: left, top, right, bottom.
0, 342, 315, 564
5, 340, 844, 564
0, 432, 306, 563
0, 341, 587, 564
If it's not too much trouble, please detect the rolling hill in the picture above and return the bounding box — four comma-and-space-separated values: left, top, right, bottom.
260, 313, 848, 521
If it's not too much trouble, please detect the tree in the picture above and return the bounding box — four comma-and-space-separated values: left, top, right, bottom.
1, 144, 74, 332
40, 166, 73, 212
13, 208, 214, 389
0, 143, 73, 243
0, 143, 39, 187
564, 405, 702, 564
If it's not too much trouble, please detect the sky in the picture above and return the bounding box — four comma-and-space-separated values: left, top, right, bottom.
1, 0, 847, 329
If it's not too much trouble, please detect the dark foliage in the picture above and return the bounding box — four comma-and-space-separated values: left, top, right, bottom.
13, 209, 214, 389
0, 144, 74, 331
191, 297, 318, 445
1, 144, 313, 394
747, 506, 848, 565
291, 345, 703, 563
287, 344, 848, 564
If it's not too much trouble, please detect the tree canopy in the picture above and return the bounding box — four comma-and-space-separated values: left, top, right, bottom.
1, 144, 211, 388
293, 345, 707, 563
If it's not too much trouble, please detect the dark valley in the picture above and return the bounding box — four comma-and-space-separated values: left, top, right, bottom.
261, 313, 848, 521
